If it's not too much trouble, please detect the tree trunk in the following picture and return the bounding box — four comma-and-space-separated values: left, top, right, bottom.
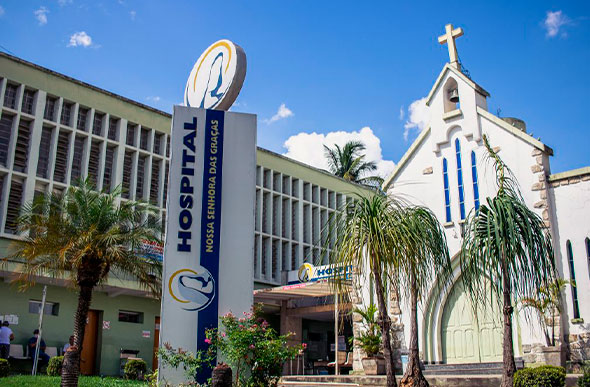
501, 262, 516, 387
61, 285, 93, 387
399, 281, 428, 387
372, 264, 397, 387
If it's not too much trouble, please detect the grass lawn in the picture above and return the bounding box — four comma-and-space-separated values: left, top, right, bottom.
1, 375, 147, 386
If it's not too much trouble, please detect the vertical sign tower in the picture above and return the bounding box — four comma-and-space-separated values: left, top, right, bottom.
159, 40, 254, 385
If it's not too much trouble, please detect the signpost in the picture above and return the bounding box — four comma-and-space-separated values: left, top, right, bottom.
159, 40, 255, 385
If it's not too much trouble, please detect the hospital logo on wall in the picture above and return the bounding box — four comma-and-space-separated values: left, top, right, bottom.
298, 263, 314, 283
168, 267, 216, 311
184, 39, 247, 111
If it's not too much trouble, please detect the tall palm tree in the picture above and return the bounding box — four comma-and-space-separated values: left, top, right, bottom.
323, 141, 383, 187
460, 135, 555, 387
328, 193, 420, 387
397, 207, 452, 387
9, 179, 162, 387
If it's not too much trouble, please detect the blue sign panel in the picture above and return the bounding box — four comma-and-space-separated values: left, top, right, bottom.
196, 109, 225, 382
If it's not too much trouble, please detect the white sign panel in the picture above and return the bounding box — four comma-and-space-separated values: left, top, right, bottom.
159, 106, 256, 385
184, 39, 247, 111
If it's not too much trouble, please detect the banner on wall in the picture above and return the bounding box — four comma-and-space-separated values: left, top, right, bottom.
159, 106, 256, 384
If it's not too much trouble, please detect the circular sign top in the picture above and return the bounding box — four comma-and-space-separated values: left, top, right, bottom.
184, 39, 247, 111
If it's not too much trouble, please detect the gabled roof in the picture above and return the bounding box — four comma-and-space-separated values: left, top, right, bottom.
382, 108, 554, 191
425, 64, 490, 107
382, 126, 431, 189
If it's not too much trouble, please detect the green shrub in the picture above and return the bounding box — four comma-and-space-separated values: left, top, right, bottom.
124, 359, 147, 381
514, 365, 566, 387
579, 365, 590, 387
46, 356, 63, 376
0, 358, 9, 377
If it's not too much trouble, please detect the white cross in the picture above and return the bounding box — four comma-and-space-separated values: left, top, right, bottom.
438, 23, 464, 69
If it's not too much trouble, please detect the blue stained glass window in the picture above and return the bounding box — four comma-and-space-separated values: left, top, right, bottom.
566, 241, 580, 319
443, 158, 451, 222
471, 151, 480, 211
455, 139, 465, 220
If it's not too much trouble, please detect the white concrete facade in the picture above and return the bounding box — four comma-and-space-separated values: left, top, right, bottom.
383, 61, 590, 365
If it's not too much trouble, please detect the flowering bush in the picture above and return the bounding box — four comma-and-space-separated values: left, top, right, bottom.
157, 342, 212, 385
206, 305, 303, 387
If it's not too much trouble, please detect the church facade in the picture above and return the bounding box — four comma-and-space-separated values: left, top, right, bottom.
380, 25, 590, 368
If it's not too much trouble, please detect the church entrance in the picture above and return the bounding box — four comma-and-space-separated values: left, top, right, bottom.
441, 279, 503, 363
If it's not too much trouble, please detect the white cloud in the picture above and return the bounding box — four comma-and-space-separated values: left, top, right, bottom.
68, 31, 93, 47
544, 10, 570, 38
0, 6, 5, 16
399, 106, 405, 121
34, 6, 49, 26
57, 0, 73, 6
403, 97, 430, 140
283, 126, 395, 179
264, 103, 293, 124
129, 10, 136, 20
146, 96, 161, 103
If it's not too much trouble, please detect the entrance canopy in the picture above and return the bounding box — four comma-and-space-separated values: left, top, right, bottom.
253, 279, 351, 302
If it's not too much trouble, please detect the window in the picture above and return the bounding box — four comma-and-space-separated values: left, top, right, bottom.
77, 107, 89, 131
118, 310, 143, 323
153, 133, 163, 155
60, 102, 73, 126
88, 140, 101, 186
29, 300, 59, 316
70, 136, 85, 183
21, 89, 35, 114
13, 119, 32, 173
140, 128, 150, 150
163, 161, 169, 205
108, 117, 118, 140
587, 238, 590, 280
3, 84, 17, 109
150, 159, 160, 205
566, 241, 580, 319
455, 139, 466, 220
471, 151, 480, 211
126, 123, 136, 146
103, 146, 115, 192
44, 96, 57, 121
0, 114, 14, 167
37, 127, 53, 178
122, 151, 134, 199
53, 131, 70, 183
136, 154, 146, 199
4, 179, 23, 234
93, 112, 104, 135
442, 158, 451, 222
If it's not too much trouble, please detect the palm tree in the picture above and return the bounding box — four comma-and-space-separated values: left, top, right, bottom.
460, 135, 556, 387
10, 179, 162, 386
520, 279, 569, 347
328, 194, 428, 387
323, 141, 383, 187
397, 207, 452, 387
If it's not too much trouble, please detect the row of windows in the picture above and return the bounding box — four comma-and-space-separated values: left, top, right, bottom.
566, 237, 590, 319
28, 299, 144, 324
442, 138, 480, 222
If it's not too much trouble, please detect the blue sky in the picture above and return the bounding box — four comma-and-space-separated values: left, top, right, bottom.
0, 1, 588, 175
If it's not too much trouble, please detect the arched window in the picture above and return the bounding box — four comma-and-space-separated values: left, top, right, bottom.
566, 240, 580, 319
442, 158, 451, 222
471, 151, 480, 211
455, 139, 465, 220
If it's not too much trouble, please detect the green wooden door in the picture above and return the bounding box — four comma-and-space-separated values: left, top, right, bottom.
441, 280, 502, 363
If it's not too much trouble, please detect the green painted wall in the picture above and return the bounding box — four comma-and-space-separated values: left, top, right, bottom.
0, 281, 160, 376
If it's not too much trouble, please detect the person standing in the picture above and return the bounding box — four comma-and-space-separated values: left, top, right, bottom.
0, 321, 15, 359
28, 329, 49, 368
